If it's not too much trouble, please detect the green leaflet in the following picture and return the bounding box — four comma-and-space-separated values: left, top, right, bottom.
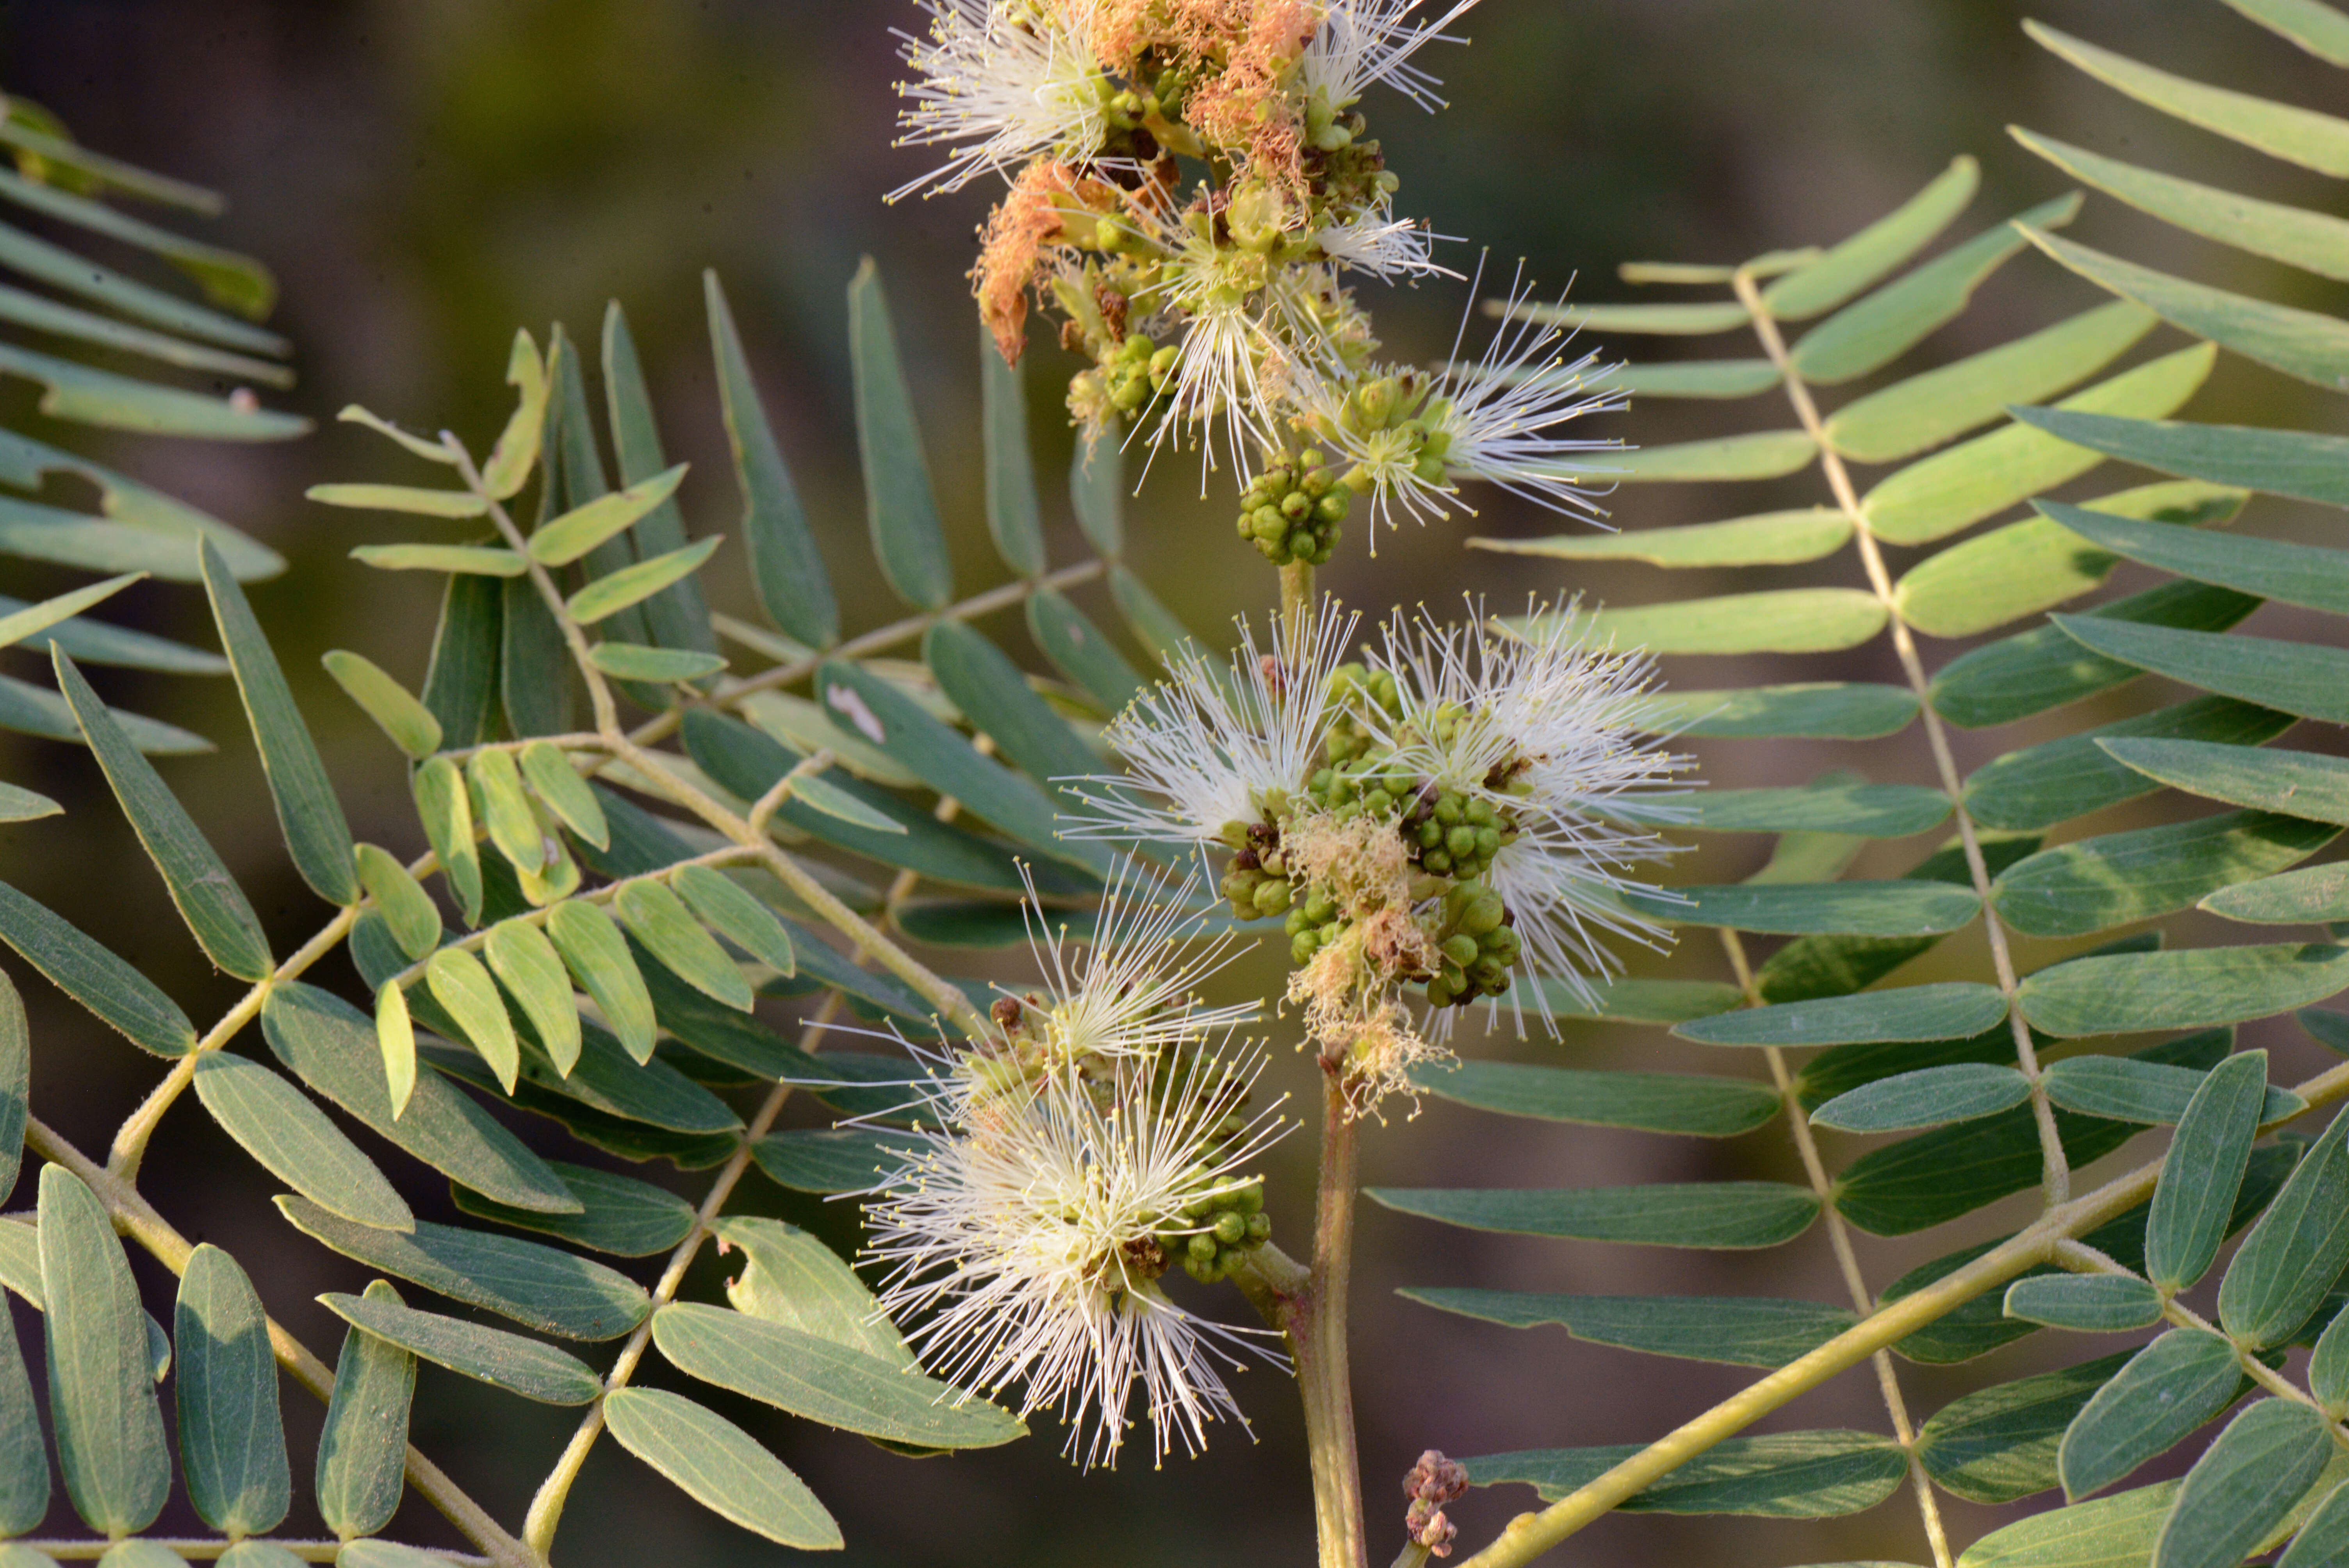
1824, 299, 2155, 463
1641, 682, 1917, 740
710, 1217, 915, 1367
2207, 863, 2349, 923
0, 879, 193, 1055
1895, 482, 2244, 641
669, 864, 795, 975
0, 1287, 42, 1536
1797, 1026, 2016, 1116
481, 327, 548, 502
2154, 1399, 2337, 1568
349, 543, 522, 575
2023, 21, 2349, 175
38, 1167, 167, 1536
586, 643, 725, 683
419, 572, 500, 751
0, 975, 21, 1209
54, 648, 271, 980
1990, 811, 2338, 939
311, 484, 485, 519
0, 579, 216, 669
1108, 564, 1196, 666
599, 310, 714, 671
2020, 943, 2349, 1036
1465, 1431, 1906, 1516
2218, 1115, 2349, 1348
173, 1245, 290, 1538
1471, 507, 1847, 568
652, 1303, 1023, 1448
1964, 699, 2293, 832
277, 1196, 648, 1341
2042, 1052, 2301, 1128
0, 668, 206, 754
192, 1053, 412, 1232
848, 260, 952, 610
1068, 426, 1123, 560
1809, 1064, 2031, 1133
317, 1287, 417, 1562
1859, 344, 2216, 547
1919, 1350, 2137, 1504
2225, 0, 2349, 64
261, 983, 579, 1214
751, 1128, 930, 1194
517, 741, 610, 849
2281, 1483, 2349, 1568
1764, 155, 1980, 318
323, 652, 440, 759
1526, 976, 1743, 1024
2017, 126, 2349, 283
0, 784, 56, 823
1622, 880, 1978, 936
1408, 1059, 1781, 1137
567, 536, 720, 625
317, 1292, 598, 1406
2102, 740, 2349, 825
426, 946, 519, 1093
467, 748, 543, 875
1601, 430, 1816, 482
2058, 1328, 2243, 1500
1758, 837, 2040, 1006
603, 1388, 843, 1551
2054, 618, 2349, 723
527, 461, 687, 567
1790, 193, 2083, 384
923, 621, 1100, 810
2024, 228, 2349, 392
1633, 780, 1948, 837
1536, 588, 1881, 656
1025, 587, 1146, 714
707, 272, 834, 648
545, 900, 657, 1063
614, 879, 753, 1012
1679, 983, 2009, 1048
1400, 1289, 1857, 1368
374, 981, 413, 1121
2001, 1275, 2164, 1332
411, 756, 481, 926
1534, 299, 1752, 334
1959, 1480, 2179, 1568
455, 1160, 695, 1258
1935, 583, 2262, 730
483, 918, 581, 1076
2018, 416, 2349, 515
1365, 1182, 1820, 1249
978, 326, 1046, 575
1582, 358, 1782, 398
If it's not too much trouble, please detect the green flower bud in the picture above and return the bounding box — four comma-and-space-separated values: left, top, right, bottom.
1246, 1211, 1272, 1240
1442, 933, 1480, 968
1446, 825, 1479, 859
1459, 892, 1505, 936
1213, 1211, 1247, 1245
1253, 879, 1294, 917
1188, 1233, 1218, 1261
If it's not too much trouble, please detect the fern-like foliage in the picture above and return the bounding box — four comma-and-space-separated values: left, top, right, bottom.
1387, 7, 2349, 1566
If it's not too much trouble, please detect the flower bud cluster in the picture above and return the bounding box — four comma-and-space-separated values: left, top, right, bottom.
1403, 1449, 1470, 1558
1235, 447, 1353, 565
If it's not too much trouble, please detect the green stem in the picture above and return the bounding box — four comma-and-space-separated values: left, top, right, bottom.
1298, 1067, 1369, 1568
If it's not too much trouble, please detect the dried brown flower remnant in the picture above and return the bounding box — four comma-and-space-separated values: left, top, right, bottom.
1403, 1450, 1470, 1557
975, 159, 1079, 364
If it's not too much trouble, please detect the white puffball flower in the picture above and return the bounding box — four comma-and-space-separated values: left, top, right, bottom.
1301, 0, 1487, 113
891, 0, 1109, 202
1367, 600, 1692, 1016
864, 1042, 1289, 1468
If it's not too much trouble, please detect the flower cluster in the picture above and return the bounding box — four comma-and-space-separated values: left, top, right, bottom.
863, 864, 1289, 1468
1069, 600, 1688, 1115
891, 0, 1625, 550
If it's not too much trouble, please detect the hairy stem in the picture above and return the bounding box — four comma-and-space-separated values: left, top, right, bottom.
1454, 1052, 2349, 1568
1297, 1067, 1369, 1568
1719, 931, 1952, 1568
1729, 269, 2070, 1206
26, 1116, 536, 1568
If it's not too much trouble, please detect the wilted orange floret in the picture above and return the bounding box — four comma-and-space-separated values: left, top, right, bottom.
1183, 0, 1317, 196
974, 160, 1081, 366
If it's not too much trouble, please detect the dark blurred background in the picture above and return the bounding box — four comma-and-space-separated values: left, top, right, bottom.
2, 1, 2345, 1563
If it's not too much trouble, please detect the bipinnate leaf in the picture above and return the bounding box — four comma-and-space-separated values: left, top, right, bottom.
278, 1196, 648, 1340
1367, 1183, 1819, 1248
979, 324, 1045, 576
517, 739, 610, 849
54, 647, 271, 979
201, 539, 358, 905
1809, 1064, 2030, 1133
261, 983, 578, 1214
545, 900, 657, 1062
604, 1387, 842, 1550
614, 880, 752, 1012
2219, 1116, 2349, 1348
315, 1278, 414, 1540
1410, 1060, 1780, 1137
426, 946, 519, 1093
652, 1303, 1022, 1448
38, 1165, 168, 1535
174, 1245, 289, 1538
454, 1161, 694, 1258
410, 756, 481, 926
669, 864, 795, 975
193, 1053, 412, 1232
1919, 1350, 2136, 1505
2152, 1399, 2335, 1568
318, 1292, 599, 1405
483, 918, 581, 1076
1397, 1290, 1856, 1369
706, 271, 835, 649
2146, 1051, 2266, 1291
1676, 983, 2007, 1048
2000, 1275, 2164, 1333
1464, 1431, 1907, 1516
2019, 943, 2349, 1037
848, 259, 952, 610
2059, 1328, 2242, 1500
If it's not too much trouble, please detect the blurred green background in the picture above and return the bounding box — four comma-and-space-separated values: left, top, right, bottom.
3, 1, 2344, 1563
